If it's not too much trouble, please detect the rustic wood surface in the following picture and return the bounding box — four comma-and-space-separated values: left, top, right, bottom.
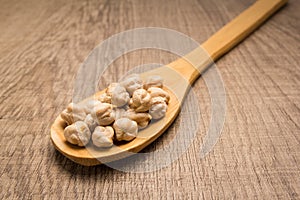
0, 0, 299, 199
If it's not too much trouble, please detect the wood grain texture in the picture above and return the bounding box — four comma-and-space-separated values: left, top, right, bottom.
0, 0, 299, 199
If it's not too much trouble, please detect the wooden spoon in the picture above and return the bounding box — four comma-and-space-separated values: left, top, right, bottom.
51, 0, 287, 166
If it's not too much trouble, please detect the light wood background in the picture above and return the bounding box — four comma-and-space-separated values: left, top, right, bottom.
0, 0, 299, 199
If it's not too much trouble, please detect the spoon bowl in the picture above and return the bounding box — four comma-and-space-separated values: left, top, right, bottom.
51, 65, 192, 166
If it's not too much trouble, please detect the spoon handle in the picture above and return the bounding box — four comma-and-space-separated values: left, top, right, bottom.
168, 0, 288, 83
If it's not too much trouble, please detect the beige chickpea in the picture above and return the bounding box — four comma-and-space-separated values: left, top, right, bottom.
61, 103, 86, 125
149, 97, 168, 119
121, 74, 143, 96
143, 75, 163, 90
113, 118, 138, 141
64, 121, 91, 146
126, 109, 152, 129
147, 87, 170, 103
111, 84, 130, 107
92, 126, 114, 148
129, 88, 152, 112
91, 103, 115, 126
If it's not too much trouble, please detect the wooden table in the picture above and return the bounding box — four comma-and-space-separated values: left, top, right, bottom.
0, 0, 299, 199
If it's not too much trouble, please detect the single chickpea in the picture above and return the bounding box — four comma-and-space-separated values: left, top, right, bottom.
92, 126, 114, 148
91, 103, 115, 126
129, 88, 152, 112
147, 87, 170, 103
113, 118, 138, 141
64, 121, 91, 146
149, 97, 168, 119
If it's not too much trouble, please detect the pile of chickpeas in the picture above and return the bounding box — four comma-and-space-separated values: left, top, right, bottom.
61, 74, 170, 148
